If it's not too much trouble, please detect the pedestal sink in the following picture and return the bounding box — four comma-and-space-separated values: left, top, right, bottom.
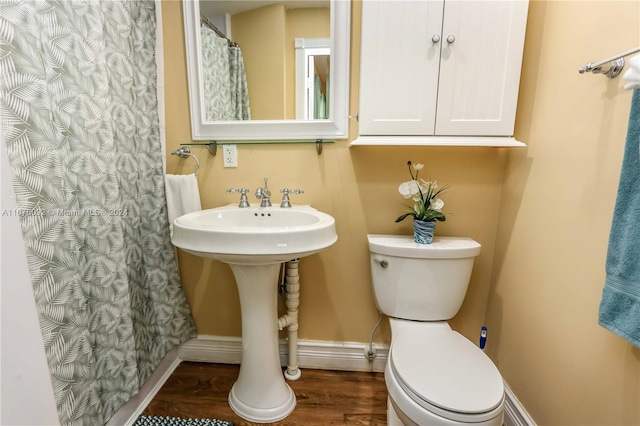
171, 205, 337, 423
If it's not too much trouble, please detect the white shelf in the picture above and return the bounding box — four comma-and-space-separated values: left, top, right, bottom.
349, 136, 526, 148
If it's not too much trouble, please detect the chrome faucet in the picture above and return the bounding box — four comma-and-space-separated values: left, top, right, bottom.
255, 177, 272, 207
227, 188, 250, 208
280, 188, 304, 208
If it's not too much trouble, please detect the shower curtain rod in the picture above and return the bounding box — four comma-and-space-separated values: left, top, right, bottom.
201, 15, 238, 47
579, 46, 640, 78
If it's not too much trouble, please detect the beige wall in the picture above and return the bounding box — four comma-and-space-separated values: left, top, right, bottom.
162, 0, 640, 423
285, 8, 331, 119
486, 1, 640, 424
231, 4, 287, 120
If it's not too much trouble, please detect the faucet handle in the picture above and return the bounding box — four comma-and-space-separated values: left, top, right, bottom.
280, 188, 304, 208
227, 188, 250, 208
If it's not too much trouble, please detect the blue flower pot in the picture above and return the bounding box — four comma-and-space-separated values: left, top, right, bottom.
413, 219, 436, 244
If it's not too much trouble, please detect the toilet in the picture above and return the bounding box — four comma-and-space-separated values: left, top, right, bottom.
368, 234, 504, 426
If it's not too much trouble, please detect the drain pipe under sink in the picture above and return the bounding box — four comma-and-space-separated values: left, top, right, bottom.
278, 259, 301, 380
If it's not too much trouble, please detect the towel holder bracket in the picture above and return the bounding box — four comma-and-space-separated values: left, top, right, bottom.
580, 58, 625, 79
171, 147, 200, 175
206, 142, 217, 156
579, 46, 640, 78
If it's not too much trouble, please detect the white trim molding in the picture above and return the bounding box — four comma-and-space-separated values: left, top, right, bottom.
503, 381, 537, 426
182, 0, 351, 140
178, 335, 389, 374
350, 135, 526, 147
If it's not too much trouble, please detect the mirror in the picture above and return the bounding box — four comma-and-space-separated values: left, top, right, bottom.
183, 0, 351, 141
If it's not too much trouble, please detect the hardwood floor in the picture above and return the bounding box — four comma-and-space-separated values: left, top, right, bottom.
143, 362, 388, 425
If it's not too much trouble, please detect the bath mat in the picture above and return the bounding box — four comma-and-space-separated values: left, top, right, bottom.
133, 415, 234, 426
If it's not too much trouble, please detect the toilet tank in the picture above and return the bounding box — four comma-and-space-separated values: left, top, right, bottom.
368, 235, 481, 321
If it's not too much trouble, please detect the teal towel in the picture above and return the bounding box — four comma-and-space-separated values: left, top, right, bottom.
598, 89, 640, 347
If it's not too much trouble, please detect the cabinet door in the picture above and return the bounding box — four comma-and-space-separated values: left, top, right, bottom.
359, 0, 444, 135
435, 1, 528, 136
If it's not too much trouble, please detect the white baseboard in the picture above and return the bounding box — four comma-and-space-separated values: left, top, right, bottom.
178, 335, 389, 373
107, 348, 182, 426
503, 381, 536, 426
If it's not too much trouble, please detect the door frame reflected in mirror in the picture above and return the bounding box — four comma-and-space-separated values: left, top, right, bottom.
183, 0, 351, 141
295, 38, 330, 120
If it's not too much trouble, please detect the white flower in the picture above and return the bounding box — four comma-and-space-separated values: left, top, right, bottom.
398, 180, 420, 199
396, 160, 450, 223
421, 179, 436, 190
430, 198, 444, 211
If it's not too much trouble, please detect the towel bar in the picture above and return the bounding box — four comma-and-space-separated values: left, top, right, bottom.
579, 46, 640, 78
171, 147, 200, 175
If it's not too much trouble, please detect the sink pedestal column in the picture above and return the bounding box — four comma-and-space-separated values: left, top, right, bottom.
227, 263, 296, 423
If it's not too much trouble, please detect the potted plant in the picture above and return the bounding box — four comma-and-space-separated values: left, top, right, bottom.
395, 161, 449, 244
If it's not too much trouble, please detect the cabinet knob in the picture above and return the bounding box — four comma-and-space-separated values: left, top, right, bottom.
431, 34, 440, 44
446, 34, 456, 43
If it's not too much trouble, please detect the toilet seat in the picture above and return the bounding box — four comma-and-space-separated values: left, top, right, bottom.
390, 326, 504, 423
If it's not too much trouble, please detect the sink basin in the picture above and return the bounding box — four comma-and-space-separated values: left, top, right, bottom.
171, 204, 337, 422
172, 205, 337, 264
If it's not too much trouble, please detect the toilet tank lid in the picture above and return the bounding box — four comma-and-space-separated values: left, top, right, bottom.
367, 235, 481, 259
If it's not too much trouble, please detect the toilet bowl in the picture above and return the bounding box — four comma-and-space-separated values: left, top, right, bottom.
368, 235, 504, 425
386, 320, 504, 425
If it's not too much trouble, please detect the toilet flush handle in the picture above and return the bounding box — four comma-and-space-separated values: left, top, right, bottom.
373, 258, 388, 268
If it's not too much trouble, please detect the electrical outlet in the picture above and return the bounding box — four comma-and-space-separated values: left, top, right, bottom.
223, 144, 238, 168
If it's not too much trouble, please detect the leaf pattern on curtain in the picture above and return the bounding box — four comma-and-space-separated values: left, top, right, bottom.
0, 1, 196, 424
200, 25, 251, 121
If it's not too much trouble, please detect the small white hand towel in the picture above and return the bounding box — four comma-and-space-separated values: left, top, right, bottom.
165, 174, 202, 238
623, 54, 640, 90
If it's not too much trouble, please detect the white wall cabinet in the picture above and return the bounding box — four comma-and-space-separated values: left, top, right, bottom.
356, 0, 529, 146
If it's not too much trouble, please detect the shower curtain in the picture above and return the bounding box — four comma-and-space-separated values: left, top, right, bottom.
0, 1, 195, 424
314, 74, 328, 119
200, 25, 251, 121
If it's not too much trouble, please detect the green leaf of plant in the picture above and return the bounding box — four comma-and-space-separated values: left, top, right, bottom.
395, 212, 416, 223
